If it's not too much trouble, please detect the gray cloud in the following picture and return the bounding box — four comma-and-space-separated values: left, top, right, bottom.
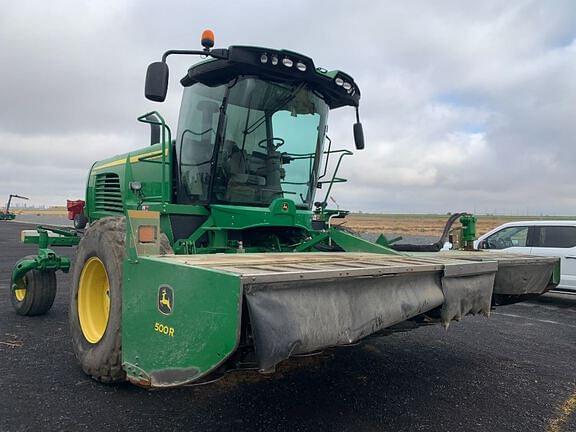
1, 0, 575, 215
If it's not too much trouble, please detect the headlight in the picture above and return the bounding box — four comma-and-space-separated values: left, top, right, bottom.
282, 57, 293, 67
296, 62, 306, 72
271, 55, 279, 65
343, 82, 352, 90
260, 53, 268, 64
335, 77, 344, 86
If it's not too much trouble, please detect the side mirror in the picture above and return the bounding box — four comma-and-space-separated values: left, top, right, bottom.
145, 62, 169, 102
353, 122, 365, 150
145, 113, 161, 145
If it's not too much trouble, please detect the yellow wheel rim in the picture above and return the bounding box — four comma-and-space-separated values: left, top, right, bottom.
14, 277, 26, 302
78, 257, 111, 344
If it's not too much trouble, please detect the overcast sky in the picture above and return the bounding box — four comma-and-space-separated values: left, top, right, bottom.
1, 0, 575, 214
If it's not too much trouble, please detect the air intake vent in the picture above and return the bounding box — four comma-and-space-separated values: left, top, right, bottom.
94, 173, 123, 213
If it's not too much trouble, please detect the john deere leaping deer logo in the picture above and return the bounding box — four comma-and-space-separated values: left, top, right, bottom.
281, 202, 289, 211
158, 285, 174, 315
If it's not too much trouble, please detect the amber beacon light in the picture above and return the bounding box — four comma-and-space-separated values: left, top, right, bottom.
201, 29, 215, 50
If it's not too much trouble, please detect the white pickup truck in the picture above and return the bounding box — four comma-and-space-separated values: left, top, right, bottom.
475, 220, 576, 292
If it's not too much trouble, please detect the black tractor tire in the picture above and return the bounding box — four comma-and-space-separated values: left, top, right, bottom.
69, 216, 172, 383
10, 256, 57, 316
73, 213, 88, 230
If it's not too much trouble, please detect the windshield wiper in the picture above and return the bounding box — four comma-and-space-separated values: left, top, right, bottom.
242, 83, 306, 136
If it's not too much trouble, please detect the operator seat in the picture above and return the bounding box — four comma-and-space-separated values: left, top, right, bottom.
224, 141, 265, 203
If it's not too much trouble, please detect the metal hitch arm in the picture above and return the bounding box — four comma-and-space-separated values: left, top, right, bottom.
11, 226, 80, 290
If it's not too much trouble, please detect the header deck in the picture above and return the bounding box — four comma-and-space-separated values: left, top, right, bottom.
154, 252, 497, 284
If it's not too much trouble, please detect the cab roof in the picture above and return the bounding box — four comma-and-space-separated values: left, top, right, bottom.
180, 45, 360, 110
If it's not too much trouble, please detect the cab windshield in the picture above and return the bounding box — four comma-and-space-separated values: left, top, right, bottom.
176, 77, 329, 208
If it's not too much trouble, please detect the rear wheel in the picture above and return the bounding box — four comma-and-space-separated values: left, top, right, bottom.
10, 255, 57, 316
73, 214, 88, 230
70, 217, 172, 383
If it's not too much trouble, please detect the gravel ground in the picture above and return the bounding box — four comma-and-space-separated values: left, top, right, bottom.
9, 215, 72, 226
1, 221, 575, 432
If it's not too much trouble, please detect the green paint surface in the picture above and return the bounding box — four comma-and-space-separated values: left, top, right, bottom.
122, 256, 242, 386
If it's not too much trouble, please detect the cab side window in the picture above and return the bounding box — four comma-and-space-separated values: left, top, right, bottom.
533, 226, 576, 248
484, 226, 529, 249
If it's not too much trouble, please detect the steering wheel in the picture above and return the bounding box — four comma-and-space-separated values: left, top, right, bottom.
258, 137, 285, 150
488, 238, 508, 249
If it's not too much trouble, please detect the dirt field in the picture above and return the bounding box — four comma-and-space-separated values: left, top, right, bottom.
12, 208, 576, 238
13, 207, 67, 216
339, 214, 576, 236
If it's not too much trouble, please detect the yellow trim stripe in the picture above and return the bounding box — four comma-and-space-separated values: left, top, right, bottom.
92, 149, 168, 171
92, 158, 126, 171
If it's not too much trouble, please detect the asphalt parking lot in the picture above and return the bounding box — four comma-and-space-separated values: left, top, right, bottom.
1, 221, 575, 432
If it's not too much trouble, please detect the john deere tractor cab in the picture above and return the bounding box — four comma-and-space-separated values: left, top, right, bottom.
8, 31, 559, 388
146, 33, 364, 220
176, 75, 331, 208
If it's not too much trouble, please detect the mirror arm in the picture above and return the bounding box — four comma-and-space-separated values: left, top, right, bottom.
146, 49, 229, 102
161, 48, 229, 63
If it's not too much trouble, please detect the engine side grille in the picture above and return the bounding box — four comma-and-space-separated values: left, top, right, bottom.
94, 173, 123, 213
